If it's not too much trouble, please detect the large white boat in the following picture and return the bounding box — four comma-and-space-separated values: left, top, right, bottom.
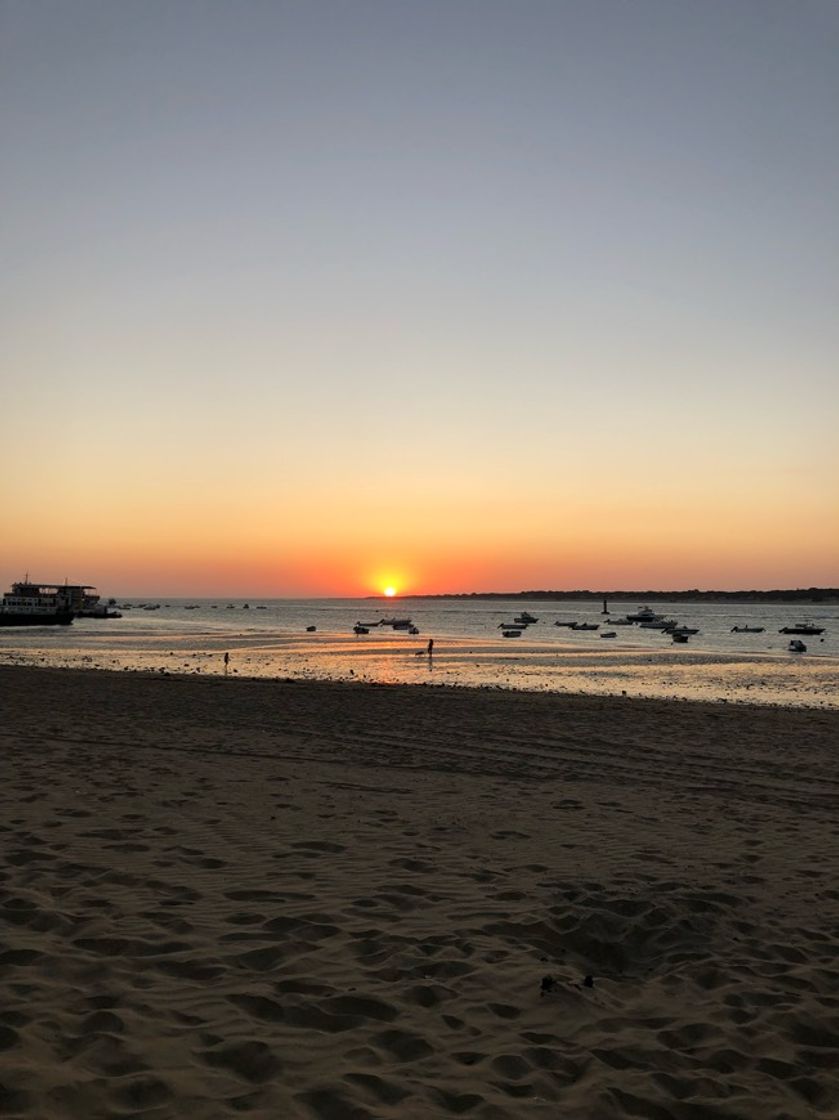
0, 579, 79, 626
0, 579, 119, 625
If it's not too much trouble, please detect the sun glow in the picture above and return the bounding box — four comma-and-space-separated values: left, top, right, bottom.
383, 586, 397, 597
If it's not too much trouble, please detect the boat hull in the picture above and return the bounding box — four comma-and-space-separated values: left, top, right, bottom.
0, 611, 74, 627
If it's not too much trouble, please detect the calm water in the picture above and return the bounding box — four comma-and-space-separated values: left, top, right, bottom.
3, 597, 838, 707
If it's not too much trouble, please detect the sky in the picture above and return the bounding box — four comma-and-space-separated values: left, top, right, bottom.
2, 0, 837, 596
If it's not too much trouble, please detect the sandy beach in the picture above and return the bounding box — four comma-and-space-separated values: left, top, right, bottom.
2, 665, 838, 1119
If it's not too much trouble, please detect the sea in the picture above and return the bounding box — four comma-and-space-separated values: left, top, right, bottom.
2, 597, 838, 708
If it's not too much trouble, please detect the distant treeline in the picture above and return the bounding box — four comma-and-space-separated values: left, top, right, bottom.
402, 588, 839, 603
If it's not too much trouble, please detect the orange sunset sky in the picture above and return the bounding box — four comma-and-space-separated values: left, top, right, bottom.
3, 3, 838, 598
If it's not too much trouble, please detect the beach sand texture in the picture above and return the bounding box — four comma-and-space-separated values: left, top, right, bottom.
1, 666, 838, 1119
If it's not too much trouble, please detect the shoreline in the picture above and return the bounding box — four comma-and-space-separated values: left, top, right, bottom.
1, 656, 837, 712
3, 630, 839, 710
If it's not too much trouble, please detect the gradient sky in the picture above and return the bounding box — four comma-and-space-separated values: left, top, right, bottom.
2, 0, 837, 596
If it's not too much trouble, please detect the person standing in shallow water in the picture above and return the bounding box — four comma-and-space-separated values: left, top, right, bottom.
223, 651, 229, 676
427, 638, 434, 658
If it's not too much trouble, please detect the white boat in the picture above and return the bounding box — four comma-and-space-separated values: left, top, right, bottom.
626, 606, 663, 623
1, 579, 77, 627
76, 593, 122, 619
1, 578, 122, 625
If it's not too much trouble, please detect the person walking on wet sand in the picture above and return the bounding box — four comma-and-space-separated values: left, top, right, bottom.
223, 651, 229, 676
427, 638, 434, 658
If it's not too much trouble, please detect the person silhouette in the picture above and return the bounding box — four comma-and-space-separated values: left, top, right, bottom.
427, 638, 434, 658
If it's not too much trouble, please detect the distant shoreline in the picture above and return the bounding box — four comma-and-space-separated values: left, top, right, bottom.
370, 589, 839, 603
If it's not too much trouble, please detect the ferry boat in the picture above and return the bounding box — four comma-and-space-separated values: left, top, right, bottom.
0, 578, 120, 625
0, 578, 80, 626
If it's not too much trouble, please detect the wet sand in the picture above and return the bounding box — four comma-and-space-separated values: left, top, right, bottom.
3, 627, 839, 707
2, 665, 839, 1118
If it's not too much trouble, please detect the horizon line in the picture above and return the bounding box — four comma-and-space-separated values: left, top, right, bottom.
100, 586, 839, 600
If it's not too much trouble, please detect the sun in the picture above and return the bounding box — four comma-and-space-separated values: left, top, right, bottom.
383, 586, 397, 598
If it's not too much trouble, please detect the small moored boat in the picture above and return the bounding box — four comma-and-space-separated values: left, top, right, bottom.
626, 606, 663, 623
788, 639, 807, 653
